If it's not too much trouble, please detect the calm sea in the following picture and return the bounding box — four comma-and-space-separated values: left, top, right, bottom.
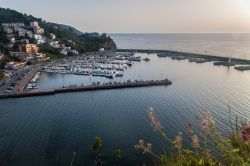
110, 33, 250, 59
0, 34, 250, 165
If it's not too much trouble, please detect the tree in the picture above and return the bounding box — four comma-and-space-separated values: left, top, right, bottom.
0, 70, 4, 80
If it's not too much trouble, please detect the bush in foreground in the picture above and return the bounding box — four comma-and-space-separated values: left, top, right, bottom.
134, 108, 250, 166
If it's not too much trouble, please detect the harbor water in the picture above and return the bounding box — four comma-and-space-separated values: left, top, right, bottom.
0, 34, 250, 165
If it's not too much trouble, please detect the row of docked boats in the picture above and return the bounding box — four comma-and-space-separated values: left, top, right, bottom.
42, 53, 147, 79
76, 70, 123, 79
27, 72, 41, 89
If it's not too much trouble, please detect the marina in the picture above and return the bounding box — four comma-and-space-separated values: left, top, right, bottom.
0, 1, 250, 164
41, 52, 143, 79
1, 51, 249, 166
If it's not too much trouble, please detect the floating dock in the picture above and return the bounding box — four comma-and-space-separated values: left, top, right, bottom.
0, 79, 172, 99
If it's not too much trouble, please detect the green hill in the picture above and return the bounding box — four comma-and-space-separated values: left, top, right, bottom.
0, 7, 116, 55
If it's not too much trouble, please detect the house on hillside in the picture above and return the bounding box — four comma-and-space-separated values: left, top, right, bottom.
2, 23, 25, 28
30, 21, 39, 29
5, 62, 27, 70
3, 27, 13, 34
18, 28, 27, 37
50, 33, 56, 40
19, 44, 39, 54
26, 31, 34, 38
20, 39, 29, 44
50, 41, 61, 48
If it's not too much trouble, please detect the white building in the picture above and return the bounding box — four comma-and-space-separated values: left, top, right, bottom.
5, 62, 27, 70
60, 48, 68, 55
69, 49, 79, 55
99, 48, 105, 52
34, 34, 43, 40
0, 54, 4, 60
50, 33, 56, 40
30, 21, 39, 28
37, 39, 46, 45
9, 37, 16, 44
26, 31, 33, 38
2, 23, 25, 28
50, 41, 60, 48
34, 27, 44, 35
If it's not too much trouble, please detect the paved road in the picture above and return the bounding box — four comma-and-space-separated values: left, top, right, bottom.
0, 68, 29, 94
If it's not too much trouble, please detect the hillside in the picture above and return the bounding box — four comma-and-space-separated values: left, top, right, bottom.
0, 7, 116, 55
55, 23, 84, 35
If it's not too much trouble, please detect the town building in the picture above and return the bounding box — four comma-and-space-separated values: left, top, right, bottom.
34, 27, 44, 35
37, 39, 46, 45
5, 62, 27, 70
0, 53, 4, 60
2, 23, 25, 28
69, 49, 79, 55
30, 21, 39, 28
50, 33, 56, 40
9, 37, 16, 44
3, 27, 13, 34
20, 39, 29, 44
19, 44, 39, 54
50, 41, 61, 48
26, 31, 34, 38
60, 48, 68, 55
99, 48, 105, 52
34, 34, 43, 40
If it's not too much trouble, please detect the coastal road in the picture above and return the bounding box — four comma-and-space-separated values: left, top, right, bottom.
0, 68, 29, 94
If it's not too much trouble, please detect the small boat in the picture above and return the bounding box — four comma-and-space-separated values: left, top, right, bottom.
116, 72, 123, 77
106, 73, 115, 79
143, 58, 150, 62
127, 62, 132, 67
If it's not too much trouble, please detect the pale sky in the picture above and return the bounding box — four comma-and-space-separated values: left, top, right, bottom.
0, 0, 250, 33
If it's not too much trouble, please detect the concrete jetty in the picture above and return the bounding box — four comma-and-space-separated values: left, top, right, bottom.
13, 68, 39, 93
117, 49, 250, 65
0, 79, 172, 99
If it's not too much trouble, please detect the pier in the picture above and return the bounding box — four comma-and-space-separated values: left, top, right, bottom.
0, 79, 172, 99
12, 68, 39, 93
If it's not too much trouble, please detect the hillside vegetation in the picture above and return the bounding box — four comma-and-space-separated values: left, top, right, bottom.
0, 7, 116, 54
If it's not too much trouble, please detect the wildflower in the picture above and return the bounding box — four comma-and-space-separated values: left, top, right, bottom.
201, 110, 216, 134
241, 122, 250, 142
204, 149, 211, 161
195, 114, 200, 120
134, 139, 152, 154
147, 107, 164, 132
191, 135, 200, 149
188, 122, 193, 135
174, 132, 183, 151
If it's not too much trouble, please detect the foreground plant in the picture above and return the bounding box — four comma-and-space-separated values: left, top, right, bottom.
135, 107, 250, 166
91, 137, 122, 166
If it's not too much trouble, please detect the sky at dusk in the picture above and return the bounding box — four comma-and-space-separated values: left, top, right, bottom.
0, 0, 250, 33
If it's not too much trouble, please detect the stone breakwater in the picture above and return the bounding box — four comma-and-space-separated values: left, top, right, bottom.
117, 49, 250, 65
0, 79, 172, 99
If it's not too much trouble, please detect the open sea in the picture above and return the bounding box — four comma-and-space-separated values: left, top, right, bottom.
0, 34, 250, 166
110, 33, 250, 59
